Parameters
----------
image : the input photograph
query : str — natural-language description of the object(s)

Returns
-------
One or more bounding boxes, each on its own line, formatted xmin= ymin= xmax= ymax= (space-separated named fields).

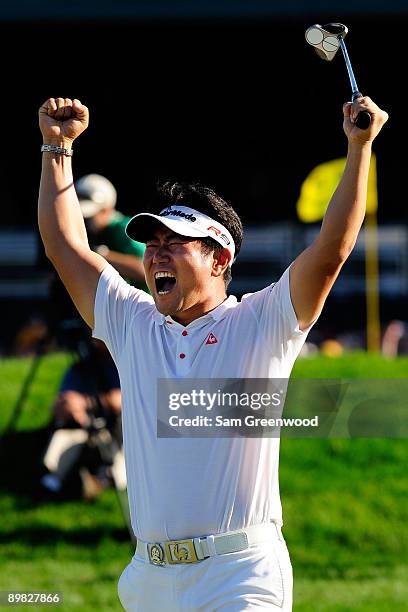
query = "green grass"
xmin=0 ymin=352 xmax=71 ymax=432
xmin=1 ymin=352 xmax=407 ymax=610
xmin=0 ymin=490 xmax=131 ymax=610
xmin=294 ymin=566 xmax=408 ymax=611
xmin=292 ymin=352 xmax=408 ymax=378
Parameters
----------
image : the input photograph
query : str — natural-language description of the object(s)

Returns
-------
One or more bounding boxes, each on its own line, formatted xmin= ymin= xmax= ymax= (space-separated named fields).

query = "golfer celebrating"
xmin=38 ymin=96 xmax=387 ymax=610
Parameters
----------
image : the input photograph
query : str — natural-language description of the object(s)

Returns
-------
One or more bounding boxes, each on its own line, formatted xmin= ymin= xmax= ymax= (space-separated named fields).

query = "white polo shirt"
xmin=93 ymin=264 xmax=312 ymax=541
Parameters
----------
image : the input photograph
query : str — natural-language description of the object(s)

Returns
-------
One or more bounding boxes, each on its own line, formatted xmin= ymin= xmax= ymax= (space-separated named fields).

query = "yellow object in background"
xmin=366 ymin=154 xmax=378 ymax=214
xmin=296 ymin=155 xmax=377 ymax=222
xmin=296 ymin=154 xmax=380 ymax=352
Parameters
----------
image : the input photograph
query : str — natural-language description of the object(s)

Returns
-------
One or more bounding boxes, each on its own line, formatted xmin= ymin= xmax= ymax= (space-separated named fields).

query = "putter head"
xmin=305 ymin=23 xmax=348 ymax=61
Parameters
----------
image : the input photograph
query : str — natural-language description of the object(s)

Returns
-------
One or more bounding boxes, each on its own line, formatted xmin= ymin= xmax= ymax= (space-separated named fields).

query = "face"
xmin=143 ymin=226 xmax=226 ymax=324
xmin=85 ymin=208 xmax=112 ymax=233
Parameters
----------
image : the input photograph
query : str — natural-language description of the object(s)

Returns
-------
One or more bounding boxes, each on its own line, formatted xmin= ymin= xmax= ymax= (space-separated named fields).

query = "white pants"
xmin=118 ymin=524 xmax=292 ymax=611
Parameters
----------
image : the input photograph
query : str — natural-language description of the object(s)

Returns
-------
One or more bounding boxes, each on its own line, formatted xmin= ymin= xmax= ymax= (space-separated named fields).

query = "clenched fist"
xmin=343 ymin=96 xmax=388 ymax=145
xmin=39 ymin=97 xmax=89 ymax=146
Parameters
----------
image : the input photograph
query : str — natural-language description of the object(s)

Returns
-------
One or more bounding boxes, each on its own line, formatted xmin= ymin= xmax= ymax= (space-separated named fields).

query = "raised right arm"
xmin=38 ymin=97 xmax=107 ymax=328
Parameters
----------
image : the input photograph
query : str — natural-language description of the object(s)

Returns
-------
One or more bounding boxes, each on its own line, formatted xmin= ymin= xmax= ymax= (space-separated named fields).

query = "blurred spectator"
xmin=320 ymin=339 xmax=344 ymax=357
xmin=382 ymin=320 xmax=407 ymax=356
xmin=34 ymin=173 xmax=148 ymax=334
xmin=39 ymin=337 xmax=124 ymax=501
xmin=12 ymin=315 xmax=49 ymax=356
xmin=75 ymin=173 xmax=147 ymax=289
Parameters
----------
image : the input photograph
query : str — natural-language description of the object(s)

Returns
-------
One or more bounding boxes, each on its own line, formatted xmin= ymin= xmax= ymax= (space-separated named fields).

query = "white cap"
xmin=126 ymin=205 xmax=236 ymax=263
xmin=75 ymin=174 xmax=117 ymax=218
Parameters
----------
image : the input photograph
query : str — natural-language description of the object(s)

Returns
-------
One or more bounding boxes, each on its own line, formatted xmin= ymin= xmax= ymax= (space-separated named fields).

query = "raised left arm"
xmin=290 ymin=97 xmax=388 ymax=330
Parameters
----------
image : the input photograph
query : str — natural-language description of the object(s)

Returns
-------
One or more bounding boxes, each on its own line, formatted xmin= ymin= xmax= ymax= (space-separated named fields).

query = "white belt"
xmin=136 ymin=522 xmax=278 ymax=566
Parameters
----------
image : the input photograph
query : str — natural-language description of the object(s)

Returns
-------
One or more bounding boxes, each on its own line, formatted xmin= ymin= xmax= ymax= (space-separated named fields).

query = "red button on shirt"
xmin=182 ymin=331 xmax=188 ymax=336
xmin=179 ymin=353 xmax=186 ymax=359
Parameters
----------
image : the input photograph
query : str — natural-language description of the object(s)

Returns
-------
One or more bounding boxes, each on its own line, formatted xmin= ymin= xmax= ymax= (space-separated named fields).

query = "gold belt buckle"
xmin=148 ymin=543 xmax=166 ymax=566
xmin=164 ymin=539 xmax=199 ymax=564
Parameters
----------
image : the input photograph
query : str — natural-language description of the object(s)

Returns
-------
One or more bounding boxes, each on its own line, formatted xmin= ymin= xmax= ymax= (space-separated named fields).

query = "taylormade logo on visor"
xmin=160 ymin=208 xmax=197 ymax=222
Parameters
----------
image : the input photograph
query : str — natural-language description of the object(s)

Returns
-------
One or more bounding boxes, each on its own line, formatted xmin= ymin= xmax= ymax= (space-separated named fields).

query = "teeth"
xmin=155 ymin=270 xmax=176 ymax=296
xmin=155 ymin=271 xmax=175 ymax=279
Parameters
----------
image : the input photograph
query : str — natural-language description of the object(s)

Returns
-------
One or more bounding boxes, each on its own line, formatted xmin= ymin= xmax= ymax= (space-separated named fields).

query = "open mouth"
xmin=154 ymin=271 xmax=177 ymax=295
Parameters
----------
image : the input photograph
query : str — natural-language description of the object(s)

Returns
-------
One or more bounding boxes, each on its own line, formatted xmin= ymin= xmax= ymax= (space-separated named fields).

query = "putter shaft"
xmin=338 ymin=37 xmax=360 ymax=99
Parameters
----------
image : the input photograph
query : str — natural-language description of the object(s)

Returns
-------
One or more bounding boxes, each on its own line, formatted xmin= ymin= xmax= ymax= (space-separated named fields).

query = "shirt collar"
xmin=156 ymin=295 xmax=237 ymax=327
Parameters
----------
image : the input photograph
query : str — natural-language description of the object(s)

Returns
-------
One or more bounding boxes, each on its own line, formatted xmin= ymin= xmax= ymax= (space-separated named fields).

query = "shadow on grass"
xmin=0 ymin=427 xmax=97 ymax=502
xmin=0 ymin=428 xmax=133 ymax=547
xmin=0 ymin=426 xmax=112 ymax=512
xmin=0 ymin=427 xmax=54 ymax=496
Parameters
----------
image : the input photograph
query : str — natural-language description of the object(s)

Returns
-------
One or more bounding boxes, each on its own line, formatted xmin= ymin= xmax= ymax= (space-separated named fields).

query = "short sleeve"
xmin=92 ymin=263 xmax=152 ymax=362
xmin=241 ymin=265 xmax=316 ymax=355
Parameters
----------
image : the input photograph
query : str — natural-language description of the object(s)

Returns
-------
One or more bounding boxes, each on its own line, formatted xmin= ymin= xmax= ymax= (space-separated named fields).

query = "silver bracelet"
xmin=41 ymin=144 xmax=73 ymax=156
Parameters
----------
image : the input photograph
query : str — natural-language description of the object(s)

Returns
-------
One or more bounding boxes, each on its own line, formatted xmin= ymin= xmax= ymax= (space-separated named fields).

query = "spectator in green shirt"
xmin=76 ymin=173 xmax=147 ymax=290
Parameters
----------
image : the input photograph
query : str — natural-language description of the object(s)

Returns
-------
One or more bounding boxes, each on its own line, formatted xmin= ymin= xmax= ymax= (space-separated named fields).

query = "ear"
xmin=211 ymin=248 xmax=231 ymax=278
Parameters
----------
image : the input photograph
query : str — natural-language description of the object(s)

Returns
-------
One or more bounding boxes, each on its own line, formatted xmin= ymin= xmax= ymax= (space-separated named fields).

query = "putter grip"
xmin=355 ymin=111 xmax=371 ymax=130
xmin=352 ymin=92 xmax=372 ymax=130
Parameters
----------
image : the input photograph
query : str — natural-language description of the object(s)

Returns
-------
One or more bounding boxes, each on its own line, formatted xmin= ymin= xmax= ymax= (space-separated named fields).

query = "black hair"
xmin=154 ymin=181 xmax=244 ymax=289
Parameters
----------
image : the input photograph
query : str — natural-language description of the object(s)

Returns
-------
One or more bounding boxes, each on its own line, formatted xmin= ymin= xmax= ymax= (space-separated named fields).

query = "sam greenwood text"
xmin=168 ymin=415 xmax=319 ymax=428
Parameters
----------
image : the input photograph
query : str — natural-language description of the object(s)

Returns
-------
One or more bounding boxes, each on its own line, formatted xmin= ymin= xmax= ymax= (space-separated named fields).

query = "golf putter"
xmin=305 ymin=23 xmax=371 ymax=130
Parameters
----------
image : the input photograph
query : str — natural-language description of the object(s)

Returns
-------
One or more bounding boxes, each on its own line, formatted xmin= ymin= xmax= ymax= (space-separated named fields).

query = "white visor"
xmin=126 ymin=205 xmax=236 ymax=263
